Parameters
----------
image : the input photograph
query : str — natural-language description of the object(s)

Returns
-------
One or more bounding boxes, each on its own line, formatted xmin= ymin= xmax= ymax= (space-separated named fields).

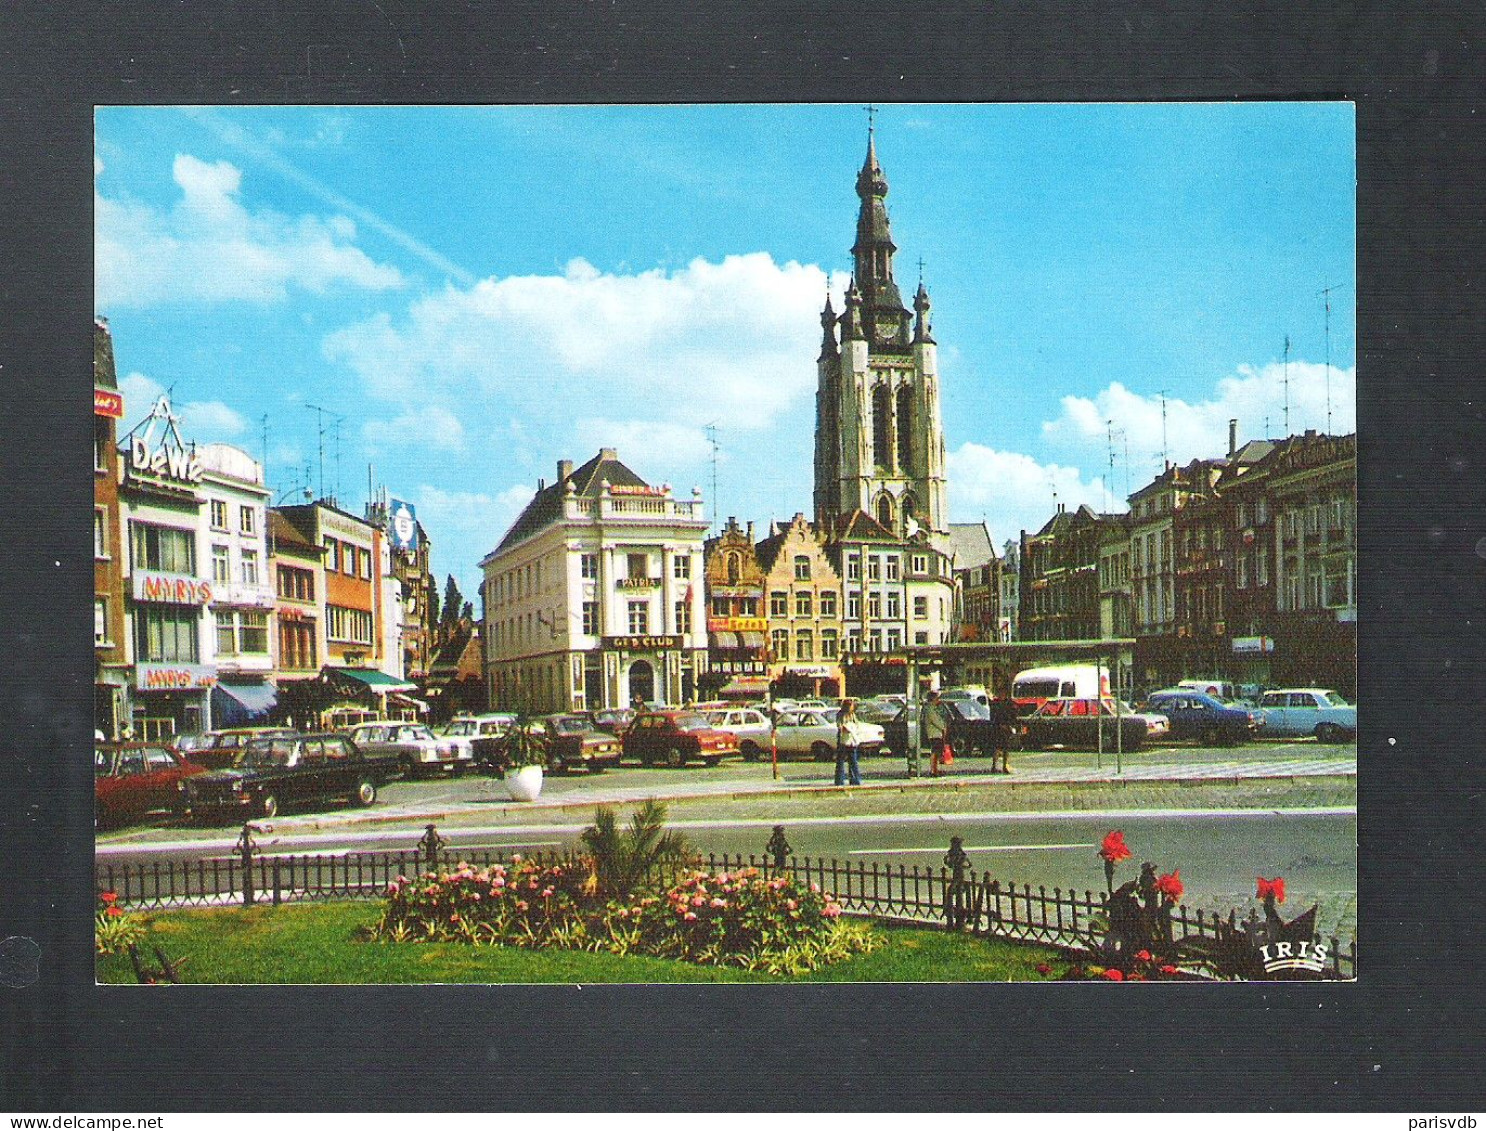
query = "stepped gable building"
xmin=701 ymin=517 xmax=770 ymax=700
xmin=812 ymin=128 xmax=957 ymax=689
xmin=480 ymin=449 xmax=708 ymax=713
xmin=755 ymin=514 xmax=845 ymax=698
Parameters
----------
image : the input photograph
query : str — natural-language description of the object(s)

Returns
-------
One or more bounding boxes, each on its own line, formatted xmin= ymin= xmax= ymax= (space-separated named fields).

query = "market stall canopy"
xmin=211 ymin=680 xmax=278 ymax=727
xmin=720 ymin=676 xmax=771 ymax=696
xmin=324 ymin=666 xmax=416 ymax=696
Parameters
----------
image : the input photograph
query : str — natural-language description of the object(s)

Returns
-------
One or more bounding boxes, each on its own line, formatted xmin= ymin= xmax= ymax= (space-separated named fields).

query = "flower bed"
xmin=369 ymin=856 xmax=875 ymax=975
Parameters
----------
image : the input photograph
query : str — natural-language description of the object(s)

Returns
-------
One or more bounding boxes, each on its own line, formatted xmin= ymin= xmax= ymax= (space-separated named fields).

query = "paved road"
xmin=97 ymin=737 xmax=1357 ymax=851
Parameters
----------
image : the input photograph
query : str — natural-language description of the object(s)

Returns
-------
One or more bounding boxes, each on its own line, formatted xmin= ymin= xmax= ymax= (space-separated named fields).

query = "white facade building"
xmin=198 ymin=443 xmax=276 ymax=725
xmin=482 ymin=450 xmax=708 ymax=714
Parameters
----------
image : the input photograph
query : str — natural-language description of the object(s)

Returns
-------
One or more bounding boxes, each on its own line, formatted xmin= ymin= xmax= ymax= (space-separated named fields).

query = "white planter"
xmin=505 ymin=764 xmax=544 ymax=802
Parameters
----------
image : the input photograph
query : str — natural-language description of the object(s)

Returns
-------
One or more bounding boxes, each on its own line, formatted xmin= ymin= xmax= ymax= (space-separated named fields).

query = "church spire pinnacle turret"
xmin=851 ymin=123 xmax=908 ymax=350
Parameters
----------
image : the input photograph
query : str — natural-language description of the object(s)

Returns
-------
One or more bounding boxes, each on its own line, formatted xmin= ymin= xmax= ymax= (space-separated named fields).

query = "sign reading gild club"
xmin=604 ymin=634 xmax=682 ymax=651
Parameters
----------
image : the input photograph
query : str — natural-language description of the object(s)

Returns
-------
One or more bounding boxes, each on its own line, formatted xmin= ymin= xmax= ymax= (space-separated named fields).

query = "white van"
xmin=1176 ymin=678 xmax=1238 ymax=701
xmin=1012 ymin=665 xmax=1112 ymax=711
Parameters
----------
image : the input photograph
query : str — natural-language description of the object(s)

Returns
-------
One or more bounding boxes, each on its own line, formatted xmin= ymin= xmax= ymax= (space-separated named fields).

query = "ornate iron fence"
xmin=96 ymin=823 xmax=1357 ymax=979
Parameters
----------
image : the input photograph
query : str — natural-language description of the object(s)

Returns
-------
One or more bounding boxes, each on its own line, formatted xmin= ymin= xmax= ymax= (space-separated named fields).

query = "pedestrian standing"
xmin=922 ymin=691 xmax=950 ymax=776
xmin=989 ymin=696 xmax=1018 ymax=774
xmin=835 ymin=698 xmax=863 ymax=786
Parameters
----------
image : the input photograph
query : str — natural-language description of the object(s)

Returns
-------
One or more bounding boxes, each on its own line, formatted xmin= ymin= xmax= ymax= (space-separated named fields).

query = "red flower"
xmin=1128 ymin=973 xmax=1147 ymax=981
xmin=1155 ymin=870 xmax=1184 ymax=904
xmin=1134 ymin=949 xmax=1152 ymax=962
xmin=105 ymin=906 xmax=123 ymax=918
xmin=1098 ymin=830 xmax=1132 ymax=864
xmin=99 ymin=891 xmax=118 ymax=905
xmin=1160 ymin=964 xmax=1180 ymax=975
xmin=1035 ymin=962 xmax=1053 ymax=976
xmin=1101 ymin=967 xmax=1124 ymax=981
xmin=1256 ymin=876 xmax=1286 ymax=904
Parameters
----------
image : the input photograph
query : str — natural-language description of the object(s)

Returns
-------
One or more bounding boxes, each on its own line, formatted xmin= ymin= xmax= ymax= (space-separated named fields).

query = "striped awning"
xmin=709 ymin=631 xmax=740 ymax=650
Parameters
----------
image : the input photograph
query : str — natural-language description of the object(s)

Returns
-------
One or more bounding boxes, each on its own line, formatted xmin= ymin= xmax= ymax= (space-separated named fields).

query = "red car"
xmin=95 ymin=742 xmax=205 ymax=828
xmin=620 ymin=711 xmax=740 ymax=767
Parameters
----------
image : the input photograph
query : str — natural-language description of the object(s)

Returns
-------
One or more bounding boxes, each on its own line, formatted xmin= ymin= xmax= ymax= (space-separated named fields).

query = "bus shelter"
xmin=893 ymin=638 xmax=1138 ymax=776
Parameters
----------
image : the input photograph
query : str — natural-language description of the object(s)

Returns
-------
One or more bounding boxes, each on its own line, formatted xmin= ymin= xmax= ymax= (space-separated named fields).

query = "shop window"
xmin=131 ymin=522 xmax=196 ymax=574
xmin=134 ymin=604 xmax=200 ymax=663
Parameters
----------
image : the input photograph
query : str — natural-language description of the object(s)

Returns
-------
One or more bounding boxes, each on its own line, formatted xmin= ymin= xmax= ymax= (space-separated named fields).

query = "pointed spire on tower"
xmin=914 ymin=275 xmax=934 ymax=345
xmin=819 ymin=292 xmax=839 ymax=359
xmin=851 ymin=115 xmax=908 ymax=349
xmin=841 ymin=277 xmax=865 ymax=341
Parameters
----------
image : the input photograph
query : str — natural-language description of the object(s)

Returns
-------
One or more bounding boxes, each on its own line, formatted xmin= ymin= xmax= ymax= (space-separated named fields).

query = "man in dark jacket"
xmin=988 ymin=697 xmax=1019 ymax=774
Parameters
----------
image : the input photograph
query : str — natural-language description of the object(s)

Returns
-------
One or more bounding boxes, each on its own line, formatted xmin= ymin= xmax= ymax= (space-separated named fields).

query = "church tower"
xmin=813 ymin=127 xmax=949 ymax=539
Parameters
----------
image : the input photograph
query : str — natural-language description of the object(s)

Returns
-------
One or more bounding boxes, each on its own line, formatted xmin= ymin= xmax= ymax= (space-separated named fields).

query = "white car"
xmin=442 ymin=713 xmax=517 ymax=765
xmin=347 ymin=721 xmax=469 ymax=779
xmin=1257 ymin=689 xmax=1357 ymax=741
xmin=702 ymin=707 xmax=774 ymax=761
xmin=771 ymin=707 xmax=885 ymax=761
xmin=1111 ymin=700 xmax=1171 ymax=738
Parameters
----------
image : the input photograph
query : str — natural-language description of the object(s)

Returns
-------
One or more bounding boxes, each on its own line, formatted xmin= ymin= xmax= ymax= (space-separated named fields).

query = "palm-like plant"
xmin=580 ymin=799 xmax=690 ymax=899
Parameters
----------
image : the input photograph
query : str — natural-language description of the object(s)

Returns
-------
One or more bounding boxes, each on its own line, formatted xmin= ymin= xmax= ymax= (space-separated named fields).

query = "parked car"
xmin=1257 ymin=689 xmax=1357 ymax=741
xmin=702 ymin=706 xmax=774 ymax=761
xmin=1020 ymin=698 xmax=1151 ymax=752
xmin=180 ymin=733 xmax=395 ymax=821
xmin=589 ymin=707 xmax=638 ymax=738
xmin=346 ymin=721 xmax=470 ymax=779
xmin=442 ymin=713 xmax=517 ymax=770
xmin=621 ymin=711 xmax=740 ymax=767
xmin=538 ymin=714 xmax=623 ymax=773
xmin=939 ymin=686 xmax=990 ymax=708
xmin=1112 ymin=701 xmax=1171 ymax=739
xmin=1139 ymin=690 xmax=1264 ymax=745
xmin=95 ymin=742 xmax=205 ymax=828
xmin=180 ymin=727 xmax=298 ymax=770
xmin=1012 ymin=665 xmax=1113 ymax=713
xmin=1177 ymin=678 xmax=1240 ymax=701
xmin=881 ymin=699 xmax=992 ymax=758
xmin=771 ymin=707 xmax=885 ymax=761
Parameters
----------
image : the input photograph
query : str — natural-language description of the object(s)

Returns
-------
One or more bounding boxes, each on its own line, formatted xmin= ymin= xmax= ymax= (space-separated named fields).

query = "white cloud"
xmin=323 ymin=254 xmax=846 ymax=437
xmin=1042 ymin=361 xmax=1357 ymax=479
xmin=118 ymin=371 xmax=247 ymax=441
xmin=571 ymin=419 xmax=714 ymax=470
xmin=363 ymin=405 xmax=466 ymax=454
xmin=96 ymin=153 xmax=404 ymax=308
xmin=412 ymin=482 xmax=537 ymax=597
xmin=948 ymin=441 xmax=1115 ymax=544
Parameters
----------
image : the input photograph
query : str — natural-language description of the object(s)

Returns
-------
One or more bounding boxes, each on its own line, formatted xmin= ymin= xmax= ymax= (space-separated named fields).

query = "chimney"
xmin=537 ymin=477 xmax=545 ymax=491
xmin=557 ymin=459 xmax=573 ymax=482
xmin=599 ymin=447 xmax=617 ymax=460
xmin=1228 ymin=418 xmax=1238 ymax=457
xmin=746 ymin=521 xmax=754 ymax=541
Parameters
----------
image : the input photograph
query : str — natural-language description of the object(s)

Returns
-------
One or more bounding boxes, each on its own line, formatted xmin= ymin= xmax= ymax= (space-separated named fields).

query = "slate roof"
xmin=490 ymin=449 xmax=650 ymax=556
xmin=946 ymin=521 xmax=996 ymax=571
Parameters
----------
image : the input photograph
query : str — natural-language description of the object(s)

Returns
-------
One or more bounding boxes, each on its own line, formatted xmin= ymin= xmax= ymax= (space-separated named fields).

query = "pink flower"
xmin=692 ymin=895 xmax=706 ymax=907
xmin=822 ymin=904 xmax=842 ymax=919
xmin=786 ymin=899 xmax=798 ymax=911
xmin=809 ymin=882 xmax=820 ymax=893
xmin=684 ymin=912 xmax=698 ymax=921
xmin=710 ymin=898 xmax=726 ymax=909
xmin=516 ymin=900 xmax=528 ymax=911
xmin=541 ymin=887 xmax=555 ymax=898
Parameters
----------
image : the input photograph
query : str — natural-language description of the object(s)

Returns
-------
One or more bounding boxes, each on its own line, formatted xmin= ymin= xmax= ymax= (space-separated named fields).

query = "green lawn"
xmin=97 ymin=901 xmax=1062 ymax=984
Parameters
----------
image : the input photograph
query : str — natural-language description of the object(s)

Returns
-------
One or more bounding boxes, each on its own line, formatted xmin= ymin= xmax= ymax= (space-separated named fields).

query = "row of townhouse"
xmin=93 ymin=318 xmax=434 ymax=739
xmin=1013 ymin=421 xmax=1357 ymax=698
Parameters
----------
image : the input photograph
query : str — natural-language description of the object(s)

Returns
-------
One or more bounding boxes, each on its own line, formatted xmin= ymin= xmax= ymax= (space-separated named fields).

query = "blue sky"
xmin=95 ymin=103 xmax=1355 ymax=598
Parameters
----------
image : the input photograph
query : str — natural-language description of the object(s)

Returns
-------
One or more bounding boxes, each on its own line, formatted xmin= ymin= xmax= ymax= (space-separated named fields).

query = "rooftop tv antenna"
xmin=1159 ymin=389 xmax=1171 ymax=470
xmin=704 ymin=422 xmax=720 ymax=522
xmin=1282 ymin=335 xmax=1291 ymax=437
xmin=1318 ymin=282 xmax=1346 ymax=434
xmin=305 ymin=403 xmax=344 ymax=503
